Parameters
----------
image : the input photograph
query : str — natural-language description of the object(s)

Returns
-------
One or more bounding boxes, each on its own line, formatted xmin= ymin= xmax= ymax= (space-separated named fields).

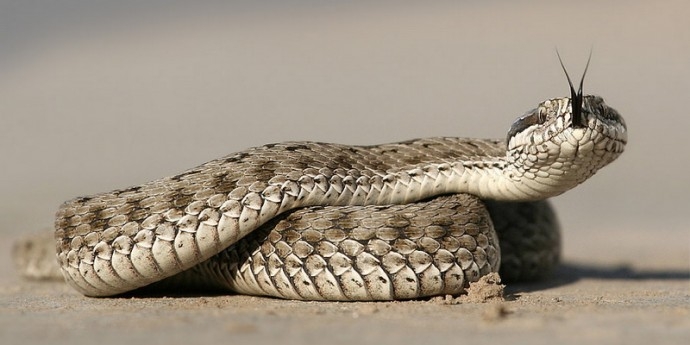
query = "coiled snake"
xmin=16 ymin=68 xmax=627 ymax=300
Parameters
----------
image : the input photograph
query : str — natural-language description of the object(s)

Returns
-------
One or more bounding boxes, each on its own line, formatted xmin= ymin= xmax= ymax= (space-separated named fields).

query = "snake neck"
xmin=427 ymin=146 xmax=617 ymax=202
xmin=365 ymin=157 xmax=517 ymax=205
xmin=275 ymin=138 xmax=570 ymax=211
xmin=342 ymin=147 xmax=598 ymax=205
xmin=351 ymin=158 xmax=583 ymax=205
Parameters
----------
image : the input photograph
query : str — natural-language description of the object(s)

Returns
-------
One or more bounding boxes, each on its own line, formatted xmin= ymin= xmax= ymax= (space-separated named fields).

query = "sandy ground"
xmin=1 ymin=1 xmax=689 ymax=344
xmin=1 ymin=232 xmax=688 ymax=345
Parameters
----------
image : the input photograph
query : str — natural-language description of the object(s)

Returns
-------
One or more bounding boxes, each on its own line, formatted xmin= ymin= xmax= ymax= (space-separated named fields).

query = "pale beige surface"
xmin=1 ymin=1 xmax=689 ymax=344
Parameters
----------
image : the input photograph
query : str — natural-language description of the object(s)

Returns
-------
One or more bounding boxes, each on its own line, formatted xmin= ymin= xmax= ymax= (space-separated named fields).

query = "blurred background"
xmin=1 ymin=0 xmax=688 ymax=272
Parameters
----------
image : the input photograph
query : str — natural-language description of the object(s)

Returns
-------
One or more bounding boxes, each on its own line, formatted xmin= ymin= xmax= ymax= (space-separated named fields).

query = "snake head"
xmin=497 ymin=53 xmax=628 ymax=199
xmin=503 ymin=93 xmax=627 ymax=199
xmin=507 ymin=52 xmax=626 ymax=147
xmin=507 ymin=95 xmax=627 ymax=148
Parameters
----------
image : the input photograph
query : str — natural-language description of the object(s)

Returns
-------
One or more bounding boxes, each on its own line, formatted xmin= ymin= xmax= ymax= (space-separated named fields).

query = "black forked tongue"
xmin=556 ymin=50 xmax=591 ymax=128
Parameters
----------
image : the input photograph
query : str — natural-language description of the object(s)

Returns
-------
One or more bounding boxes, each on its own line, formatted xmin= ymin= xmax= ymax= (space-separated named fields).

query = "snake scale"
xmin=17 ymin=68 xmax=627 ymax=300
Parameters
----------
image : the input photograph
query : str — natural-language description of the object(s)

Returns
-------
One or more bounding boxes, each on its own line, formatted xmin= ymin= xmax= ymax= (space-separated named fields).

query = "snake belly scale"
xmin=54 ymin=95 xmax=627 ymax=300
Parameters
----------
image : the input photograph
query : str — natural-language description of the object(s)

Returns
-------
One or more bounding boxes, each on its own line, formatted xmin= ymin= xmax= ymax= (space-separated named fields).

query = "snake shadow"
xmin=505 ymin=261 xmax=690 ymax=294
xmin=125 ymin=262 xmax=690 ymax=299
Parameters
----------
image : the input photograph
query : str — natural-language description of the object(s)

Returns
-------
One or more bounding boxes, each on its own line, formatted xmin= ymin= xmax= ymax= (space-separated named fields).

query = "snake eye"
xmin=506 ymin=108 xmax=543 ymax=144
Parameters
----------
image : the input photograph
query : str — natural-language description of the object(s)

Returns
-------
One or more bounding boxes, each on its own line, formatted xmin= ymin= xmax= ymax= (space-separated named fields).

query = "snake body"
xmin=52 ymin=95 xmax=626 ymax=300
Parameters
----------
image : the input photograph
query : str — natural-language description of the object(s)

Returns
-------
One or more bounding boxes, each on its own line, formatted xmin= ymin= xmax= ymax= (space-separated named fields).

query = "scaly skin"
xmin=54 ymin=95 xmax=626 ymax=299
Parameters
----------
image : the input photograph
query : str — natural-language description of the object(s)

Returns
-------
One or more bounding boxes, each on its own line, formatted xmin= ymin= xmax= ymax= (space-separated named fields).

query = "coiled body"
xmin=54 ymin=95 xmax=627 ymax=299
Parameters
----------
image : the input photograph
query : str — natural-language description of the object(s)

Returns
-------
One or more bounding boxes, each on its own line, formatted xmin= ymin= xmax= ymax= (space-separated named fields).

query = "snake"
xmin=14 ymin=66 xmax=627 ymax=300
